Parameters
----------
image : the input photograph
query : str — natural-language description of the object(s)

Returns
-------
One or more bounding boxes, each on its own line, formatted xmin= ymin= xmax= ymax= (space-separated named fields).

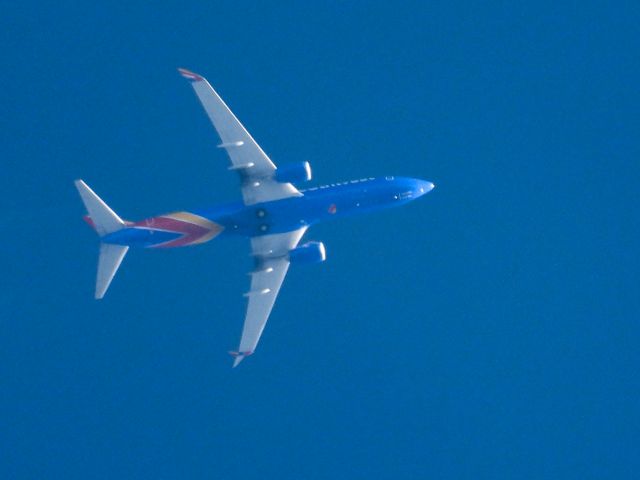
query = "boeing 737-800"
xmin=75 ymin=68 xmax=435 ymax=366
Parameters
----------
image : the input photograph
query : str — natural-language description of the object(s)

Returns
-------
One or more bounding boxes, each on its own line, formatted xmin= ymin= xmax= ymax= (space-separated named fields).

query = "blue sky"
xmin=2 ymin=1 xmax=639 ymax=478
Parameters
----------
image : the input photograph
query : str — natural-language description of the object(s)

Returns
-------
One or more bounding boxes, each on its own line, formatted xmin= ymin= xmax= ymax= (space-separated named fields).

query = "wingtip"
xmin=229 ymin=350 xmax=253 ymax=368
xmin=74 ymin=179 xmax=87 ymax=191
xmin=178 ymin=67 xmax=204 ymax=82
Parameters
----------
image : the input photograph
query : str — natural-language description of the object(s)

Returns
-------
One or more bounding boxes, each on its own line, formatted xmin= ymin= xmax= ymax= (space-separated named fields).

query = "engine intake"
xmin=274 ymin=161 xmax=312 ymax=184
xmin=289 ymin=241 xmax=326 ymax=265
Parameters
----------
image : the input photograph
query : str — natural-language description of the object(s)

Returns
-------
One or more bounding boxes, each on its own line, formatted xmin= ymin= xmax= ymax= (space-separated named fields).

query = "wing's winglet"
xmin=178 ymin=68 xmax=204 ymax=82
xmin=229 ymin=351 xmax=253 ymax=368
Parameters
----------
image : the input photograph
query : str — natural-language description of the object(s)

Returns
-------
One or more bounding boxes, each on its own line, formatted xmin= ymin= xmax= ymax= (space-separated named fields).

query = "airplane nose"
xmin=416 ymin=179 xmax=435 ymax=196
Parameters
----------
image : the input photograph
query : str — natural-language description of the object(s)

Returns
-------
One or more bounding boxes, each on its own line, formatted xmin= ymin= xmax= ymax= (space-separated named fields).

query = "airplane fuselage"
xmin=102 ymin=176 xmax=434 ymax=249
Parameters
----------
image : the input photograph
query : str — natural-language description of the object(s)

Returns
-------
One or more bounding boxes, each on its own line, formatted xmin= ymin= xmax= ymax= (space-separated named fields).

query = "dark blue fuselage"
xmin=103 ymin=176 xmax=434 ymax=248
xmin=196 ymin=176 xmax=434 ymax=237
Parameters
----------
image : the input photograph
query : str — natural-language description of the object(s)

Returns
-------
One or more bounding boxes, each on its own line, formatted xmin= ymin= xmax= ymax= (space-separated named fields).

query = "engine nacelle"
xmin=289 ymin=241 xmax=326 ymax=265
xmin=274 ymin=161 xmax=312 ymax=184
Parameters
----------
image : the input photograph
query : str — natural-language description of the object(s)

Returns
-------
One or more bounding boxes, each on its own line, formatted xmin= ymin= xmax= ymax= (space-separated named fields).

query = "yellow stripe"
xmin=165 ymin=212 xmax=223 ymax=231
xmin=190 ymin=229 xmax=221 ymax=245
xmin=164 ymin=211 xmax=224 ymax=244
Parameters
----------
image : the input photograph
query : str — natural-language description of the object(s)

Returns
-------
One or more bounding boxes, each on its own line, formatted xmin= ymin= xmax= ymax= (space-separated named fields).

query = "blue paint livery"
xmin=113 ymin=176 xmax=434 ymax=248
xmin=76 ymin=69 xmax=436 ymax=363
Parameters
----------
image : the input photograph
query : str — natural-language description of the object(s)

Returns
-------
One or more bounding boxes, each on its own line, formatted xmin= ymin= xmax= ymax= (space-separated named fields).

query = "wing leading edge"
xmin=231 ymin=227 xmax=308 ymax=367
xmin=178 ymin=68 xmax=302 ymax=205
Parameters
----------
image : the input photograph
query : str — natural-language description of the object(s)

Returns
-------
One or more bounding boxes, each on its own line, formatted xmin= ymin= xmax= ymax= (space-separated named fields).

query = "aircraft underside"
xmin=75 ymin=67 xmax=434 ymax=366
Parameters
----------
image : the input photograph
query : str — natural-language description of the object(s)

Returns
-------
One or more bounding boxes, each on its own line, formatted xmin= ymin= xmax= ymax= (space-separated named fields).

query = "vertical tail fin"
xmin=75 ymin=180 xmax=128 ymax=299
xmin=74 ymin=179 xmax=125 ymax=236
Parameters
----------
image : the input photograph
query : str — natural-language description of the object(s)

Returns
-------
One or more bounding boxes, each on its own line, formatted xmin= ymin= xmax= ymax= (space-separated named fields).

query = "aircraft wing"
xmin=178 ymin=68 xmax=302 ymax=206
xmin=230 ymin=227 xmax=308 ymax=367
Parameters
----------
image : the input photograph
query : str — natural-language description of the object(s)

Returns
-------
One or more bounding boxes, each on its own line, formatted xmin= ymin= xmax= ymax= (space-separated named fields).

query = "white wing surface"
xmin=74 ymin=180 xmax=124 ymax=236
xmin=178 ymin=68 xmax=302 ymax=206
xmin=230 ymin=227 xmax=308 ymax=367
xmin=95 ymin=243 xmax=128 ymax=299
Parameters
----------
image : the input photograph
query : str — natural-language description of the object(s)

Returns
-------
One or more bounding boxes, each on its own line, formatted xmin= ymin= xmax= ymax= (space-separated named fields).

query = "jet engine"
xmin=274 ymin=161 xmax=312 ymax=184
xmin=289 ymin=241 xmax=326 ymax=265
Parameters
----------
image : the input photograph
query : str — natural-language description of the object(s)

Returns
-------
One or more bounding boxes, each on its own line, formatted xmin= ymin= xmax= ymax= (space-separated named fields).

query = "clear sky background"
xmin=1 ymin=1 xmax=638 ymax=478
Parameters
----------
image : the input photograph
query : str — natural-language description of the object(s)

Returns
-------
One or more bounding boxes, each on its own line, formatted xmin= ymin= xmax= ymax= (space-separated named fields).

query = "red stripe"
xmin=133 ymin=216 xmax=213 ymax=248
xmin=178 ymin=68 xmax=203 ymax=81
xmin=83 ymin=215 xmax=96 ymax=229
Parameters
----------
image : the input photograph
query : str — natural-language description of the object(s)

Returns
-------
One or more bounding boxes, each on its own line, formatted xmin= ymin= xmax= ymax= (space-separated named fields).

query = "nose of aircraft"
xmin=415 ymin=179 xmax=435 ymax=196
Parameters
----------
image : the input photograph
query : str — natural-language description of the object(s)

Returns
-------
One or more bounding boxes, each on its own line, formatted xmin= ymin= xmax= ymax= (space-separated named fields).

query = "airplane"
xmin=75 ymin=68 xmax=435 ymax=367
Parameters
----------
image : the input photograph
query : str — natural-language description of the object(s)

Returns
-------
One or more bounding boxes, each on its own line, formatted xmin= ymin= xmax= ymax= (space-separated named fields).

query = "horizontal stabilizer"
xmin=75 ymin=180 xmax=125 ymax=236
xmin=96 ymin=243 xmax=128 ymax=299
